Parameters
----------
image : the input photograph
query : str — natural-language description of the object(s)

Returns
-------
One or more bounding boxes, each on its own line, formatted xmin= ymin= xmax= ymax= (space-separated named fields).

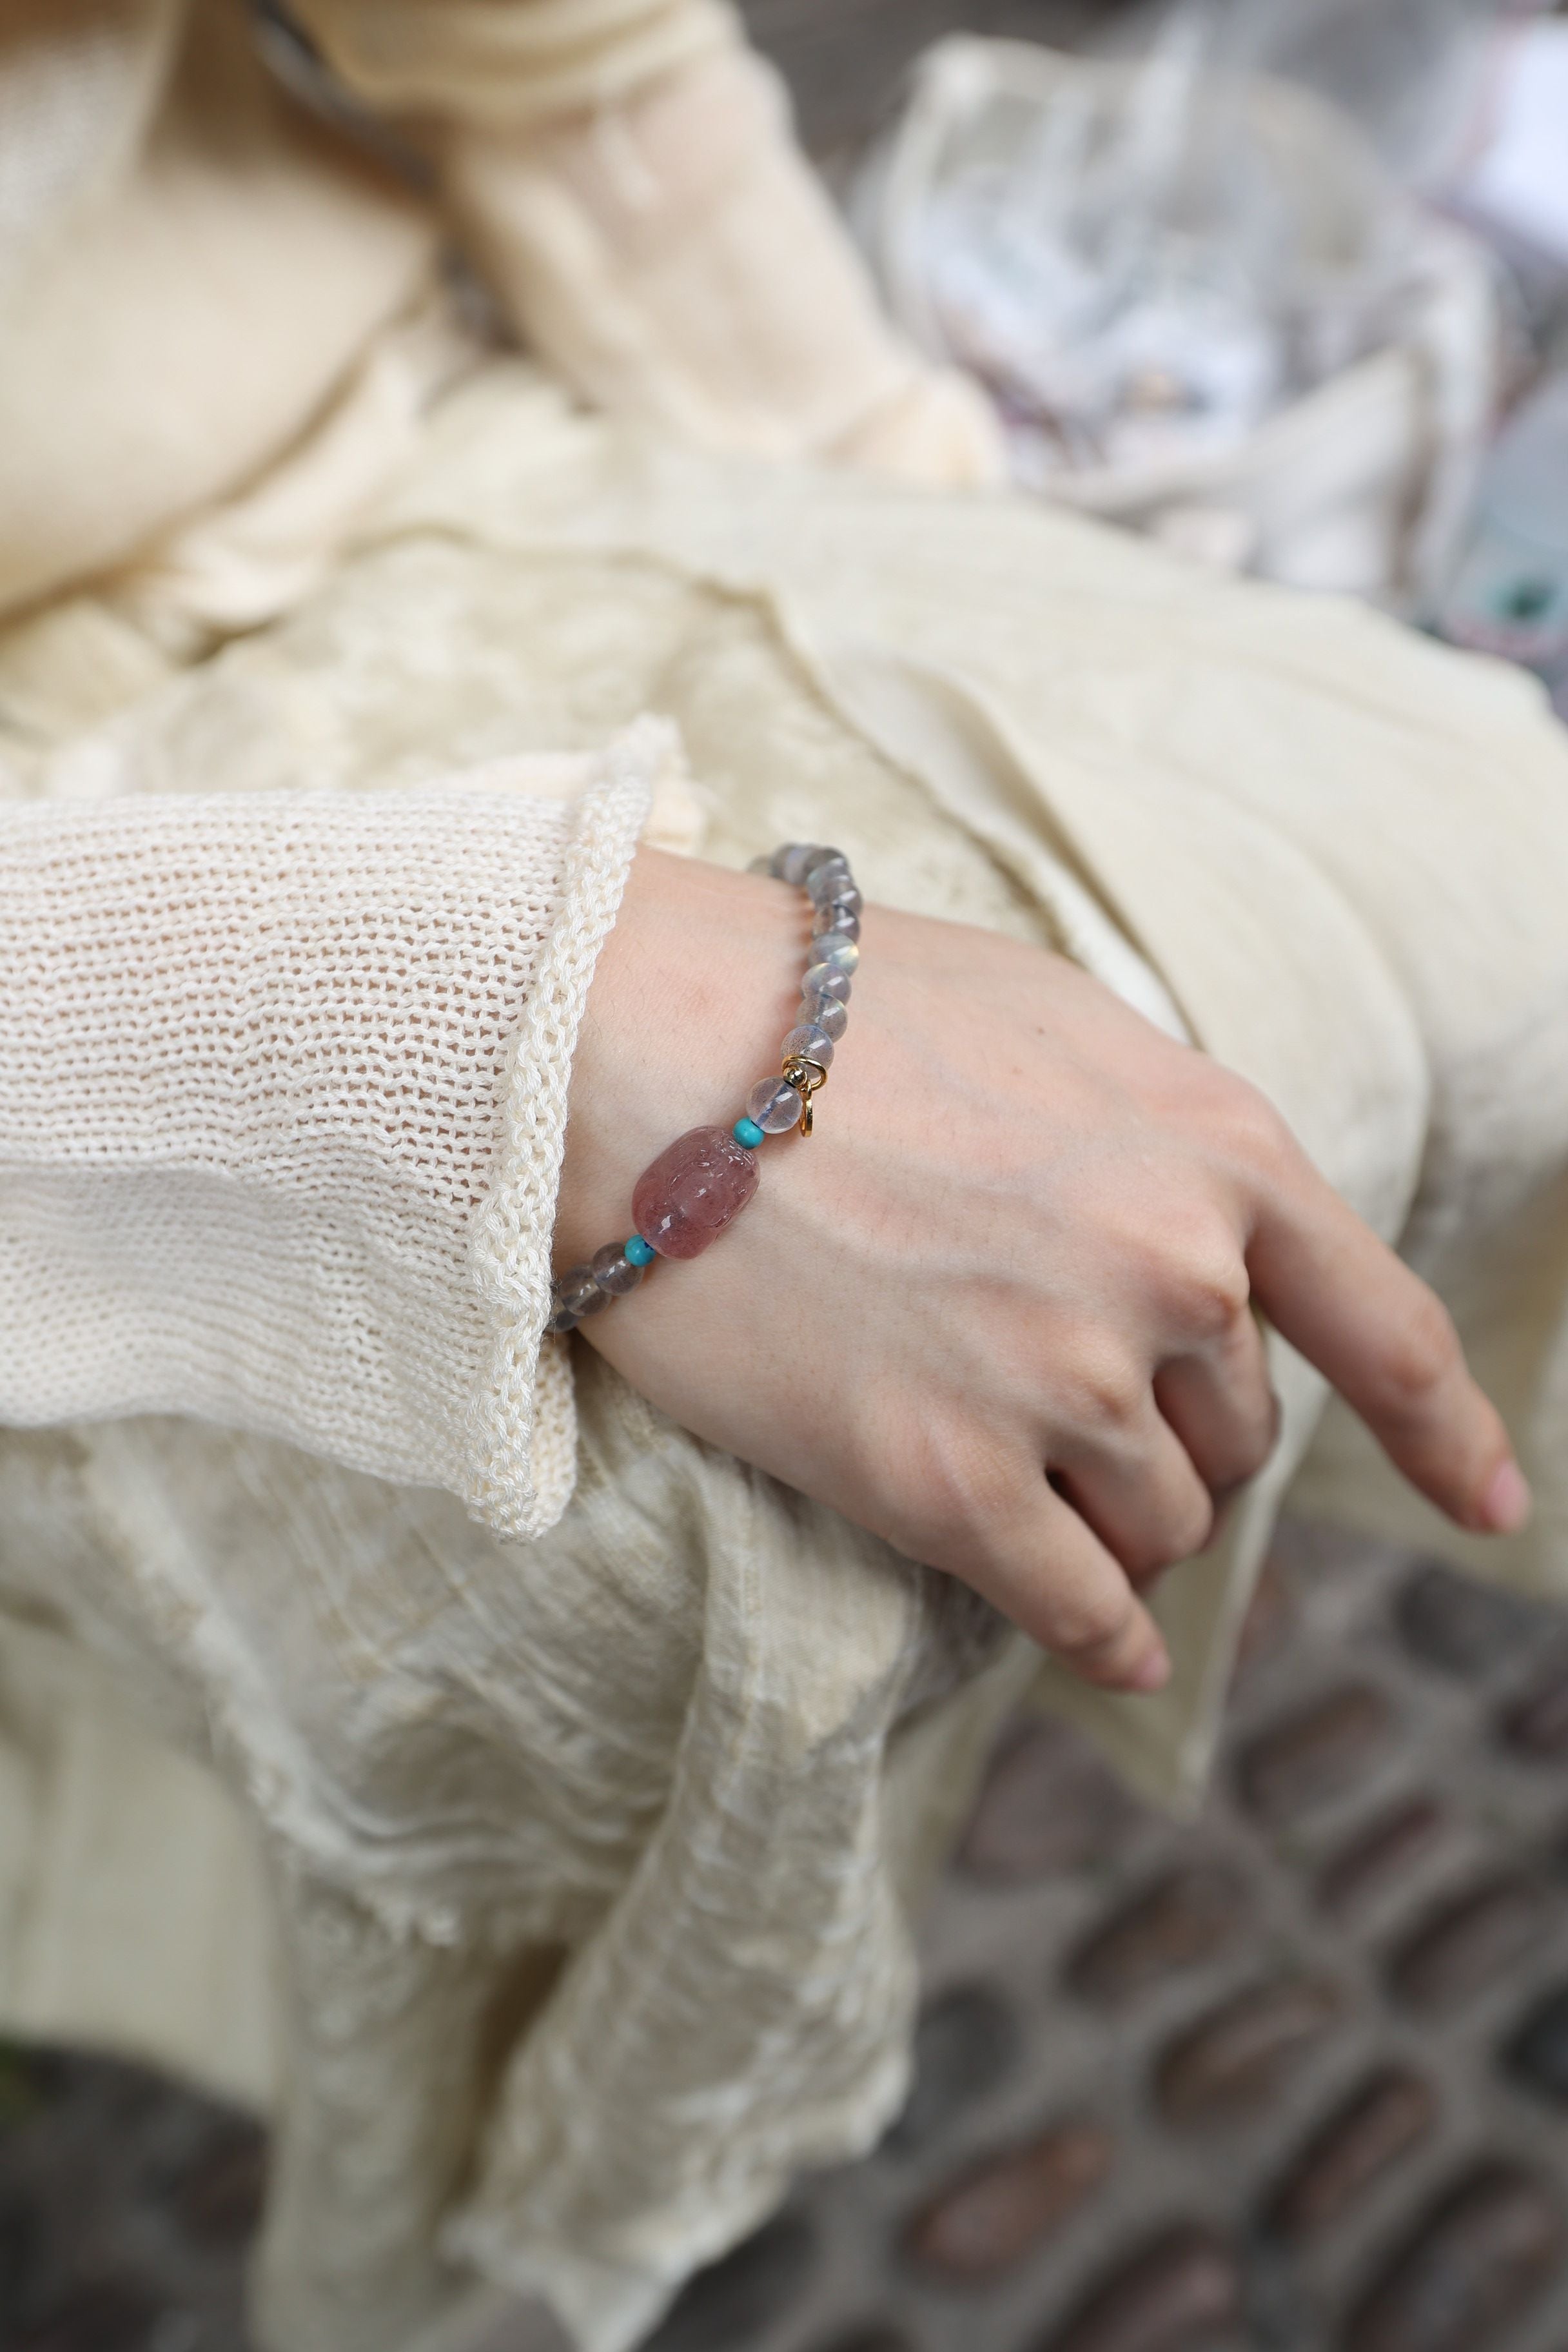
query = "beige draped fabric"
xmin=0 ymin=0 xmax=998 ymax=625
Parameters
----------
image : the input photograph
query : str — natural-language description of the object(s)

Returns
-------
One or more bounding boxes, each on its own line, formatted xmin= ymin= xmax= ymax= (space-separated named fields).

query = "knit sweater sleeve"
xmin=286 ymin=0 xmax=1004 ymax=481
xmin=285 ymin=0 xmax=740 ymax=125
xmin=0 ymin=728 xmax=656 ymax=1540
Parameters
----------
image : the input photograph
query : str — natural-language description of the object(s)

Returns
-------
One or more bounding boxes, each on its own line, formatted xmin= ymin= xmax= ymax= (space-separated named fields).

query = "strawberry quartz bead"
xmin=631 ymin=1125 xmax=760 ymax=1260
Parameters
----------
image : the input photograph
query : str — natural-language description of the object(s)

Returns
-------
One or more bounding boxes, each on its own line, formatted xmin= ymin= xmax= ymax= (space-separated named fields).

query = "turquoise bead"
xmin=624 ymin=1233 xmax=656 ymax=1268
xmin=733 ymin=1117 xmax=766 ymax=1150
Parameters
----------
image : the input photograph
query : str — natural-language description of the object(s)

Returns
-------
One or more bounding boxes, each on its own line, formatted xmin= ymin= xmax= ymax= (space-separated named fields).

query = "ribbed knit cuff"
xmin=465 ymin=718 xmax=669 ymax=1536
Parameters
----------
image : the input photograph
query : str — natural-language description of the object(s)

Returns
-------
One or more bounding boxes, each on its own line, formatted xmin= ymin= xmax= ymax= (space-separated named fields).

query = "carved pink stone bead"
xmin=631 ymin=1124 xmax=760 ymax=1260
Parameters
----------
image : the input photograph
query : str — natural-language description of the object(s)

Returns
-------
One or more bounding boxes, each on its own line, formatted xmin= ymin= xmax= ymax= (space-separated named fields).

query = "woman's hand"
xmin=555 ymin=851 xmax=1529 ymax=1696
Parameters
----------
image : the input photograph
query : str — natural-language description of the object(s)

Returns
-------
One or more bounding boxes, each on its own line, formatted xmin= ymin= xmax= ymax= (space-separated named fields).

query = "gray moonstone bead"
xmin=783 ymin=1022 xmax=834 ymax=1068
xmin=807 ymin=859 xmax=854 ymax=903
xmin=747 ymin=1075 xmax=806 ymax=1133
xmin=550 ymin=1266 xmax=609 ymax=1330
xmin=774 ymin=843 xmax=824 ymax=886
xmin=820 ymin=885 xmax=863 ymax=919
xmin=813 ymin=906 xmax=861 ymax=940
xmin=591 ymin=1243 xmax=644 ymax=1297
xmin=808 ymin=935 xmax=859 ymax=974
xmin=803 ymin=963 xmax=854 ymax=1005
xmin=799 ymin=993 xmax=848 ymax=1039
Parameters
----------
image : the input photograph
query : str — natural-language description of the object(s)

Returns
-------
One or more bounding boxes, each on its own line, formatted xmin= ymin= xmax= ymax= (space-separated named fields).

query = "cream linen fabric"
xmin=0 ymin=0 xmax=999 ymax=624
xmin=0 ymin=0 xmax=438 ymax=616
xmin=2 ymin=362 xmax=1566 ymax=2352
xmin=425 ymin=41 xmax=1003 ymax=474
xmin=282 ymin=0 xmax=1001 ymax=478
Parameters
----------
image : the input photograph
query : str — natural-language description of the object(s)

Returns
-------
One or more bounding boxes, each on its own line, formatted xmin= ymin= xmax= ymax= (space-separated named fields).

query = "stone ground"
xmin=6 ymin=1525 xmax=1568 ymax=2352
xmin=7 ymin=5 xmax=1568 ymax=2350
xmin=642 ymin=1528 xmax=1568 ymax=2352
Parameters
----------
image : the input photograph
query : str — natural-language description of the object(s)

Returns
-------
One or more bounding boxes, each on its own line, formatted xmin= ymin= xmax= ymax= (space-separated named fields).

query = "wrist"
xmin=553 ymin=848 xmax=806 ymax=1269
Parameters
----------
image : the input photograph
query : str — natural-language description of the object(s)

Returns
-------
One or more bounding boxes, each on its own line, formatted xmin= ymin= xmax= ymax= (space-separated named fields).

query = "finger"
xmin=1052 ymin=1400 xmax=1217 ymax=1587
xmin=947 ymin=1476 xmax=1172 ymax=1693
xmin=1248 ymin=1145 xmax=1527 ymax=1534
xmin=1154 ymin=1311 xmax=1280 ymax=1495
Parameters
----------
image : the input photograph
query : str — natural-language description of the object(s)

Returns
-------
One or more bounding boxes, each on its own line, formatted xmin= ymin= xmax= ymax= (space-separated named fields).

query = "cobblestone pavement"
xmin=644 ymin=1526 xmax=1568 ymax=2352
xmin=5 ymin=1523 xmax=1568 ymax=2352
xmin=0 ymin=2042 xmax=262 ymax=2352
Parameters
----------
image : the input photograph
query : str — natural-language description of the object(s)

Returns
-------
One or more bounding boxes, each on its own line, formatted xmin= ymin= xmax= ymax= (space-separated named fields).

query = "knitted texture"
xmin=292 ymin=0 xmax=738 ymax=125
xmin=467 ymin=723 xmax=659 ymax=1536
xmin=0 ymin=730 xmax=656 ymax=1525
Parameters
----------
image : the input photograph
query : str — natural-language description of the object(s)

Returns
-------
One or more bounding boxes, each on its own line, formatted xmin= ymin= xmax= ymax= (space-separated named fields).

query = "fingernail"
xmin=1482 ymin=1458 xmax=1532 ymax=1534
xmin=1128 ymin=1644 xmax=1172 ymax=1694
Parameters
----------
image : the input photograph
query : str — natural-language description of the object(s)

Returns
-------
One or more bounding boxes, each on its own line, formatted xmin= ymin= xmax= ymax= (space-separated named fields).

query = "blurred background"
xmin=5 ymin=4 xmax=1568 ymax=2350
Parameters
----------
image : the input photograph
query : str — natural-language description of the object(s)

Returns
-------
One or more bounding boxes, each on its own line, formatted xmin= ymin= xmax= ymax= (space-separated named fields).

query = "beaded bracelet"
xmin=547 ymin=843 xmax=863 ymax=1333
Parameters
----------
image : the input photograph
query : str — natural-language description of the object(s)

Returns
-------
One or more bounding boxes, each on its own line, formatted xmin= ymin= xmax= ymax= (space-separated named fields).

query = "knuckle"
xmin=1048 ymin=1583 xmax=1133 ymax=1661
xmin=1127 ymin=1491 xmax=1213 ymax=1581
xmin=1218 ymin=1079 xmax=1293 ymax=1176
xmin=1171 ymin=1247 xmax=1251 ymax=1342
xmin=1063 ymin=1349 xmax=1145 ymax=1433
xmin=1379 ymin=1289 xmax=1461 ymax=1420
xmin=1176 ymin=1484 xmax=1218 ymax=1558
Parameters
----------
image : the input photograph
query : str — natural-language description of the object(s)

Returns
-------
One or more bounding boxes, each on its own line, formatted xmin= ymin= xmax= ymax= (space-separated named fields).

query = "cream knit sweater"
xmin=0 ymin=744 xmax=659 ymax=1534
xmin=0 ymin=0 xmax=999 ymax=621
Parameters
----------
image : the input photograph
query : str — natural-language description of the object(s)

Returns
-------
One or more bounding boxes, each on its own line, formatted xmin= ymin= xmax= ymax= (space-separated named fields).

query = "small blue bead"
xmin=733 ymin=1117 xmax=765 ymax=1150
xmin=624 ymin=1234 xmax=656 ymax=1267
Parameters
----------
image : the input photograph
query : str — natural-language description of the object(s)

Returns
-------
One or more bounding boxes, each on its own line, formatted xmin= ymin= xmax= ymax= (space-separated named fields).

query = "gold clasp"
xmin=782 ymin=1054 xmax=828 ymax=1137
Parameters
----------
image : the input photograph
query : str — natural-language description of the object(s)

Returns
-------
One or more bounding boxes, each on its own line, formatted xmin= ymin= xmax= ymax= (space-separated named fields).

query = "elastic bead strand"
xmin=591 ymin=1242 xmax=645 ymax=1296
xmin=747 ymin=1075 xmax=805 ymax=1133
xmin=808 ymin=936 xmax=859 ymax=972
xmin=814 ymin=907 xmax=861 ymax=940
xmin=782 ymin=1021 xmax=834 ymax=1068
xmin=554 ymin=846 xmax=860 ymax=1329
xmin=800 ymin=994 xmax=847 ymax=1040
